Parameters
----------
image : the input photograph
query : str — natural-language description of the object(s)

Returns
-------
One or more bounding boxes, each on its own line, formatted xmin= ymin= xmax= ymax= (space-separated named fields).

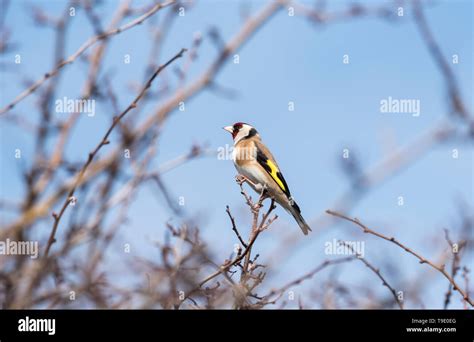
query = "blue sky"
xmin=0 ymin=0 xmax=472 ymax=308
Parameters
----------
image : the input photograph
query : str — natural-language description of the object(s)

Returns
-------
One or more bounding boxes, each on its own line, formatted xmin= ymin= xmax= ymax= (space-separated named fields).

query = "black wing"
xmin=255 ymin=147 xmax=292 ymax=199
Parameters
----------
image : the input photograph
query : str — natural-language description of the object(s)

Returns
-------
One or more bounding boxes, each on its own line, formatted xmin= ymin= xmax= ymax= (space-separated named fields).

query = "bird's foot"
xmin=235 ymin=174 xmax=260 ymax=189
xmin=235 ymin=174 xmax=247 ymax=185
xmin=259 ymin=184 xmax=269 ymax=201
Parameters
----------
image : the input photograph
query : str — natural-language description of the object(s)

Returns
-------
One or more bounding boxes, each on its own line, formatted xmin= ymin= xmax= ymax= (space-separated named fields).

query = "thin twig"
xmin=413 ymin=0 xmax=471 ymax=124
xmin=0 ymin=0 xmax=176 ymax=114
xmin=461 ymin=267 xmax=470 ymax=310
xmin=2 ymin=0 xmax=283 ymax=237
xmin=260 ymin=257 xmax=355 ymax=304
xmin=338 ymin=241 xmax=404 ymax=309
xmin=187 ymin=180 xmax=277 ymax=299
xmin=226 ymin=205 xmax=247 ymax=248
xmin=443 ymin=229 xmax=466 ymax=309
xmin=43 ymin=48 xmax=186 ymax=257
xmin=326 ymin=210 xmax=473 ymax=307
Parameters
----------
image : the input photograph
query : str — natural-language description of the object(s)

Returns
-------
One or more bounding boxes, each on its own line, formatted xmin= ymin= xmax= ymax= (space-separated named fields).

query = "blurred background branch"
xmin=0 ymin=0 xmax=472 ymax=309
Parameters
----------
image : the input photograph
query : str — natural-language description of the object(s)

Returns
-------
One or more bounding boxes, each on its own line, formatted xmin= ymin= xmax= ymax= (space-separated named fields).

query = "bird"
xmin=223 ymin=122 xmax=312 ymax=235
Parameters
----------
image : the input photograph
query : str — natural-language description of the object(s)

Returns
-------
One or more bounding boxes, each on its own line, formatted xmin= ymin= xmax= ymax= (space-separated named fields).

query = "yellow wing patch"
xmin=255 ymin=145 xmax=291 ymax=197
xmin=266 ymin=159 xmax=286 ymax=192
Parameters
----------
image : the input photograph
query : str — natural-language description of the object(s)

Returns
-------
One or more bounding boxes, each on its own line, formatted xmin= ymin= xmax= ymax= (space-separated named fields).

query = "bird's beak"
xmin=223 ymin=126 xmax=233 ymax=134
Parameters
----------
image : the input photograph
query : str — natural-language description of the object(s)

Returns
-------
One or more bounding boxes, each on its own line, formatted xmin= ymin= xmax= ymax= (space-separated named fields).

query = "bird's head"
xmin=223 ymin=122 xmax=258 ymax=143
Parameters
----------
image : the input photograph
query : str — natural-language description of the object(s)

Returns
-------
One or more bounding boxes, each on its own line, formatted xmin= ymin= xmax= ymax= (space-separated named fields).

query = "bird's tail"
xmin=287 ymin=198 xmax=312 ymax=235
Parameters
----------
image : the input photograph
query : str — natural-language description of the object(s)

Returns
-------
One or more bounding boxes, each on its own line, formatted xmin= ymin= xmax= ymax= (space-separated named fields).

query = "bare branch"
xmin=43 ymin=48 xmax=187 ymax=257
xmin=326 ymin=210 xmax=473 ymax=307
xmin=443 ymin=229 xmax=466 ymax=309
xmin=338 ymin=241 xmax=404 ymax=309
xmin=260 ymin=257 xmax=355 ymax=305
xmin=413 ymin=0 xmax=472 ymax=125
xmin=226 ymin=205 xmax=247 ymax=248
xmin=0 ymin=0 xmax=176 ymax=115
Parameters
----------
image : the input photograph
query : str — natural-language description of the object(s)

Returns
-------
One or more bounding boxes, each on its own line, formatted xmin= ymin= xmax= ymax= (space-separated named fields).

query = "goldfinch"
xmin=223 ymin=122 xmax=312 ymax=235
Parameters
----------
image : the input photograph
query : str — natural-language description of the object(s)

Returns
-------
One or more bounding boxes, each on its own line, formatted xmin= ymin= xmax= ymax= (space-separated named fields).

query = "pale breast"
xmin=233 ymin=140 xmax=256 ymax=167
xmin=233 ymin=140 xmax=265 ymax=192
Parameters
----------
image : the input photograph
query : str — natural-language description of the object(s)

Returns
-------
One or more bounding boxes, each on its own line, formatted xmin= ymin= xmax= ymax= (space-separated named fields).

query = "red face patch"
xmin=232 ymin=123 xmax=244 ymax=139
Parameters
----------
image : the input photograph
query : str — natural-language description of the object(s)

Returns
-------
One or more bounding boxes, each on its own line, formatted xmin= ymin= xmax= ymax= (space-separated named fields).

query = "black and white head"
xmin=223 ymin=122 xmax=259 ymax=144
